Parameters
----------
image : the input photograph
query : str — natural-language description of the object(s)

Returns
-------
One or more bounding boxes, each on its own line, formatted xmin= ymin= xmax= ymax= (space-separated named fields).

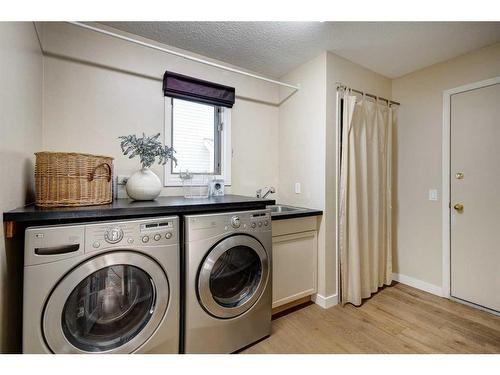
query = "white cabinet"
xmin=271 ymin=217 xmax=318 ymax=309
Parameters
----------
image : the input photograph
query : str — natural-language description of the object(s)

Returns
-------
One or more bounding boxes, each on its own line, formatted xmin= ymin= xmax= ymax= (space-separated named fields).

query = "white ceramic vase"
xmin=126 ymin=167 xmax=162 ymax=201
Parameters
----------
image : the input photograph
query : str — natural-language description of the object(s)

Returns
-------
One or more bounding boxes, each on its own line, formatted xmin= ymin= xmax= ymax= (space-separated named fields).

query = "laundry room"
xmin=1 ymin=0 xmax=500 ymax=373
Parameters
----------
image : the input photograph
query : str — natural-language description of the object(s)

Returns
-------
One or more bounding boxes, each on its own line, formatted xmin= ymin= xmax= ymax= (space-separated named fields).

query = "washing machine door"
xmin=43 ymin=251 xmax=169 ymax=353
xmin=198 ymin=235 xmax=269 ymax=319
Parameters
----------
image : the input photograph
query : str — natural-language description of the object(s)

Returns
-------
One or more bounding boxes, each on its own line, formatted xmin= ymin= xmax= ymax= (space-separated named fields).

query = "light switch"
xmin=295 ymin=182 xmax=301 ymax=194
xmin=428 ymin=189 xmax=438 ymax=201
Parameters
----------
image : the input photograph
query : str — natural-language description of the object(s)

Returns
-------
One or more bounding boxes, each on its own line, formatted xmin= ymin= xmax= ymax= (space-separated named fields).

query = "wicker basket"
xmin=35 ymin=152 xmax=113 ymax=207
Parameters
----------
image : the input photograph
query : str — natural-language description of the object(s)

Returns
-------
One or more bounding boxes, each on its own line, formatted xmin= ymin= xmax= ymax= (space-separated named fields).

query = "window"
xmin=172 ymin=99 xmax=220 ymax=175
xmin=165 ymin=98 xmax=231 ymax=186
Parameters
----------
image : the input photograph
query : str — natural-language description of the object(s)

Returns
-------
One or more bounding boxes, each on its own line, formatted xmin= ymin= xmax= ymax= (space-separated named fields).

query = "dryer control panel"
xmin=185 ymin=209 xmax=271 ymax=242
xmin=248 ymin=211 xmax=271 ymax=230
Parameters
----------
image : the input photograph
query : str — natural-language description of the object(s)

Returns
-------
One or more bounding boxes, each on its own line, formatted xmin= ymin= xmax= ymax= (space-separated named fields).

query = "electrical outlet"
xmin=117 ymin=175 xmax=129 ymax=185
xmin=428 ymin=189 xmax=438 ymax=201
xmin=295 ymin=182 xmax=301 ymax=194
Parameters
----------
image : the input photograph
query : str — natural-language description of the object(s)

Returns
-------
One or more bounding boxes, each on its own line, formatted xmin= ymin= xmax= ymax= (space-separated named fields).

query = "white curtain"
xmin=339 ymin=92 xmax=394 ymax=306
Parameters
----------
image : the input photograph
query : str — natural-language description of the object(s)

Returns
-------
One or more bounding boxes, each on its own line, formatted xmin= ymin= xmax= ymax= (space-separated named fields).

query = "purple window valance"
xmin=163 ymin=71 xmax=235 ymax=108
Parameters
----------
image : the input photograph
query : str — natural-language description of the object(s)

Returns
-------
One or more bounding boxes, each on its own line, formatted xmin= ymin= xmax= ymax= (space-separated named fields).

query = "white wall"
xmin=0 ymin=22 xmax=43 ymax=353
xmin=41 ymin=23 xmax=280 ymax=199
xmin=392 ymin=42 xmax=500 ymax=288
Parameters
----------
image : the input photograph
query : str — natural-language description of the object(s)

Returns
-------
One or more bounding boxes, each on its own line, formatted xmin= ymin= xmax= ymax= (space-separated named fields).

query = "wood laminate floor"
xmin=242 ymin=282 xmax=500 ymax=354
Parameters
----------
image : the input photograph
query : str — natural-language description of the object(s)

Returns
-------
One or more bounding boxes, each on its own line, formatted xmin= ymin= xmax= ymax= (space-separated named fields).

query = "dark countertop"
xmin=270 ymin=207 xmax=323 ymax=221
xmin=3 ymin=195 xmax=275 ymax=225
xmin=3 ymin=194 xmax=323 ymax=231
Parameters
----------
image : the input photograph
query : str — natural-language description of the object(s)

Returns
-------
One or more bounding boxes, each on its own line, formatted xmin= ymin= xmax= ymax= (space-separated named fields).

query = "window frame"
xmin=164 ymin=97 xmax=232 ymax=187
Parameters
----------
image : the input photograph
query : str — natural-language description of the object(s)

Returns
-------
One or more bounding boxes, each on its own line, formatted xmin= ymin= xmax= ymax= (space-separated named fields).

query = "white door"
xmin=450 ymin=82 xmax=500 ymax=313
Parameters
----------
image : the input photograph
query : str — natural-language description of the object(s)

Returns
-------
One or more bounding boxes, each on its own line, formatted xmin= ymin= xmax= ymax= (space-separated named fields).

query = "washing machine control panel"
xmin=104 ymin=226 xmax=124 ymax=244
xmin=231 ymin=216 xmax=241 ymax=228
xmin=85 ymin=217 xmax=178 ymax=252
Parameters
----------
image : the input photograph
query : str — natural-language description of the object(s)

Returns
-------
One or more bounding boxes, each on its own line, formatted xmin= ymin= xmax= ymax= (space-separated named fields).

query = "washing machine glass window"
xmin=210 ymin=245 xmax=261 ymax=307
xmin=43 ymin=252 xmax=169 ymax=354
xmin=198 ymin=235 xmax=269 ymax=319
xmin=62 ymin=265 xmax=154 ymax=353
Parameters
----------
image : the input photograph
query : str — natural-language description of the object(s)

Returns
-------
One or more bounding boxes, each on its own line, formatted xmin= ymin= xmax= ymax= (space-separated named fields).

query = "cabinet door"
xmin=272 ymin=231 xmax=317 ymax=308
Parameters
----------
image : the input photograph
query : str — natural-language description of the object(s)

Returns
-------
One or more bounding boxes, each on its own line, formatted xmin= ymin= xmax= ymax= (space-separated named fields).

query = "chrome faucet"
xmin=256 ymin=186 xmax=276 ymax=199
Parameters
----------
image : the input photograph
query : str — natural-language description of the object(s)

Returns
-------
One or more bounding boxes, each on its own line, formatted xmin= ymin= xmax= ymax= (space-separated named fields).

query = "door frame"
xmin=441 ymin=76 xmax=500 ymax=298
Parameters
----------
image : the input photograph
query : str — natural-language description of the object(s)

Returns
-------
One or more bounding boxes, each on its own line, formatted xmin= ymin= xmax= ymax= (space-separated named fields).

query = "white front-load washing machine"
xmin=184 ymin=209 xmax=272 ymax=353
xmin=23 ymin=216 xmax=179 ymax=354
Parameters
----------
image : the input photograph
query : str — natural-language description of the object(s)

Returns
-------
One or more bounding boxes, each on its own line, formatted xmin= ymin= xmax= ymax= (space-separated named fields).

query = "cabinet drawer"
xmin=271 ymin=216 xmax=317 ymax=237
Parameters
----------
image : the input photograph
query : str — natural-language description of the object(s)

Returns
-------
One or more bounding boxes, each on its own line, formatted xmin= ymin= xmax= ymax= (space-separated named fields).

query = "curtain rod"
xmin=336 ymin=83 xmax=400 ymax=106
xmin=67 ymin=22 xmax=300 ymax=91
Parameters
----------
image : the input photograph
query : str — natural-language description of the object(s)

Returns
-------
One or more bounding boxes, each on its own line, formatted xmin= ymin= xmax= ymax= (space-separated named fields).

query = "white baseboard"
xmin=392 ymin=273 xmax=444 ymax=297
xmin=312 ymin=275 xmax=442 ymax=309
xmin=312 ymin=293 xmax=338 ymax=309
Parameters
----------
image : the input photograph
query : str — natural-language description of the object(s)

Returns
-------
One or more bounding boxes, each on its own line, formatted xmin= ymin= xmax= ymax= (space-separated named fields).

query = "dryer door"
xmin=43 ymin=252 xmax=169 ymax=353
xmin=198 ymin=235 xmax=269 ymax=319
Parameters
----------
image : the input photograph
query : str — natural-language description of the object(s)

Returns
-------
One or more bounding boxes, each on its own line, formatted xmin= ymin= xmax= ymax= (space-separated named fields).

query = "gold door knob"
xmin=454 ymin=203 xmax=464 ymax=212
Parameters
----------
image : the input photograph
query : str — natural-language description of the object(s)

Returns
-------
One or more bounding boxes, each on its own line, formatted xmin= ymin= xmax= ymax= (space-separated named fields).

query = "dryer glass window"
xmin=209 ymin=246 xmax=262 ymax=308
xmin=61 ymin=265 xmax=155 ymax=352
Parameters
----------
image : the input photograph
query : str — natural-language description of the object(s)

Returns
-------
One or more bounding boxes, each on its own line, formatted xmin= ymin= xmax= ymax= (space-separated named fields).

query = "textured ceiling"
xmin=101 ymin=22 xmax=500 ymax=78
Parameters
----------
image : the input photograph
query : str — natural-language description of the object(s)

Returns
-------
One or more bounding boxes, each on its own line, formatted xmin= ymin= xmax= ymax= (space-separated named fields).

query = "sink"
xmin=267 ymin=204 xmax=305 ymax=214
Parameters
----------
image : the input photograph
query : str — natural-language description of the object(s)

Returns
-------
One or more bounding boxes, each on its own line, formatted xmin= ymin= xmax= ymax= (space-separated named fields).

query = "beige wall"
xmin=278 ymin=53 xmax=328 ymax=298
xmin=41 ymin=23 xmax=280 ymax=199
xmin=3 ymin=24 xmax=498 ymax=356
xmin=278 ymin=53 xmax=327 ymax=209
xmin=0 ymin=22 xmax=43 ymax=353
xmin=19 ymin=25 xmax=388 ymax=337
xmin=392 ymin=42 xmax=500 ymax=287
xmin=278 ymin=51 xmax=392 ymax=300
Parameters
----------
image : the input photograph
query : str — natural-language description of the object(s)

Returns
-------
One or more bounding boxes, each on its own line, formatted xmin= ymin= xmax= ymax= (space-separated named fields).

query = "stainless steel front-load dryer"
xmin=184 ymin=209 xmax=272 ymax=353
xmin=23 ymin=216 xmax=179 ymax=354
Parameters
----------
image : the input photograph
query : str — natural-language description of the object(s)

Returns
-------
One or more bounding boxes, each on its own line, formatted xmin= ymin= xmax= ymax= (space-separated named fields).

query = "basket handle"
xmin=88 ymin=162 xmax=112 ymax=182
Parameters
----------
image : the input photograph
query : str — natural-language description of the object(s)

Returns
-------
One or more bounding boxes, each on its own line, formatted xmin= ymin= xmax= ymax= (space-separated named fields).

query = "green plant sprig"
xmin=118 ymin=133 xmax=177 ymax=169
